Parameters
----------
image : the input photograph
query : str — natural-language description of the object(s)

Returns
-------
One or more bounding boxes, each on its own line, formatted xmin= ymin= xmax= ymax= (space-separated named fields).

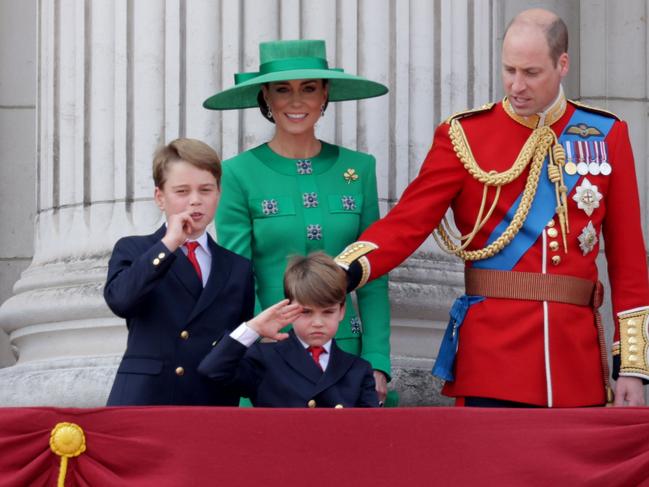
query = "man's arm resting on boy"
xmin=104 ymin=237 xmax=178 ymax=318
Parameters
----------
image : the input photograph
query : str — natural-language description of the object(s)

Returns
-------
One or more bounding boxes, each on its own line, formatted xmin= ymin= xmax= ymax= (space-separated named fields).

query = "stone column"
xmin=0 ymin=0 xmax=181 ymax=406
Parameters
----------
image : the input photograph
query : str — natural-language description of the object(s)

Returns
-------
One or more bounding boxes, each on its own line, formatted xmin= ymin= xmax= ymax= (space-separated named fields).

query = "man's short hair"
xmin=284 ymin=252 xmax=346 ymax=308
xmin=545 ymin=17 xmax=568 ymax=66
xmin=152 ymin=138 xmax=221 ymax=189
xmin=504 ymin=12 xmax=568 ymax=66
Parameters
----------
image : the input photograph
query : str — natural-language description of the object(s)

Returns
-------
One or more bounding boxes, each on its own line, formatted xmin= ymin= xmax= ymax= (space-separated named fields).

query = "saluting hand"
xmin=247 ymin=299 xmax=303 ymax=341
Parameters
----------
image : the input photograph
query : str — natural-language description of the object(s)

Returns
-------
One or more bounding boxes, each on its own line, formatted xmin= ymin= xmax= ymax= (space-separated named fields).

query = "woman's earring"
xmin=266 ymin=108 xmax=273 ymax=120
xmin=320 ymin=105 xmax=325 ymax=117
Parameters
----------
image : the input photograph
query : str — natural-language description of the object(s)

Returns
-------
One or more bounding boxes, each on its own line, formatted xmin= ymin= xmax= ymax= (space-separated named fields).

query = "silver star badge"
xmin=578 ymin=221 xmax=598 ymax=255
xmin=572 ymin=178 xmax=602 ymax=217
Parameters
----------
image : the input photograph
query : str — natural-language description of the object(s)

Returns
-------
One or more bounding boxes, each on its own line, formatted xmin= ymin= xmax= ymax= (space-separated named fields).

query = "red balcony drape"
xmin=0 ymin=406 xmax=648 ymax=487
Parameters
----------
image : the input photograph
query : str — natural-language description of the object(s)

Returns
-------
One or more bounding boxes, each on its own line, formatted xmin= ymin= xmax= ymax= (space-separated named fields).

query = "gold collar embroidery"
xmin=503 ymin=89 xmax=567 ymax=129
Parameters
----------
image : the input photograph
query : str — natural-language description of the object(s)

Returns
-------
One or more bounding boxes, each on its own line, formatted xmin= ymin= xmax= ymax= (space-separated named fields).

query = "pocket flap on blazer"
xmin=117 ymin=357 xmax=163 ymax=375
xmin=249 ymin=196 xmax=296 ymax=218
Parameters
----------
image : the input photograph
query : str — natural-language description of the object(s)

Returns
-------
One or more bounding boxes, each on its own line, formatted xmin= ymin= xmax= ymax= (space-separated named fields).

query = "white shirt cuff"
xmin=229 ymin=322 xmax=260 ymax=347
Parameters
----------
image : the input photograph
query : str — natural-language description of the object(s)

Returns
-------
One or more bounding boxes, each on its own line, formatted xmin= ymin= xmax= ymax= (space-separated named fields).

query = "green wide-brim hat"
xmin=203 ymin=39 xmax=388 ymax=110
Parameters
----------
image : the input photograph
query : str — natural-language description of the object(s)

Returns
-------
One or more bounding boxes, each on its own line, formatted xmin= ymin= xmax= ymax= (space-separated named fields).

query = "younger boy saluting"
xmin=105 ymin=138 xmax=254 ymax=406
xmin=199 ymin=252 xmax=380 ymax=408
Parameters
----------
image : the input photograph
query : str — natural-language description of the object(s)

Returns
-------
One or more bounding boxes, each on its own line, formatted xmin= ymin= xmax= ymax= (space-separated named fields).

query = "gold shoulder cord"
xmin=433 ymin=119 xmax=568 ymax=260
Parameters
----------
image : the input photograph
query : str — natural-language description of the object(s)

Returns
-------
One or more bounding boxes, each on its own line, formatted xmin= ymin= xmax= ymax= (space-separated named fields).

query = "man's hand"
xmin=613 ymin=376 xmax=645 ymax=406
xmin=373 ymin=370 xmax=388 ymax=405
xmin=247 ymin=299 xmax=302 ymax=341
xmin=161 ymin=210 xmax=197 ymax=251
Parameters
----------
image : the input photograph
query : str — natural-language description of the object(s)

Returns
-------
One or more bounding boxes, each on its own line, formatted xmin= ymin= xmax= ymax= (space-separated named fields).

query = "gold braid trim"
xmin=618 ymin=308 xmax=649 ymax=379
xmin=434 ymin=120 xmax=559 ymax=261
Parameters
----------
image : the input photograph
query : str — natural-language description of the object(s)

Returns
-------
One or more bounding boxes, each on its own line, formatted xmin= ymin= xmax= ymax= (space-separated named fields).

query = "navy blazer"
xmin=105 ymin=225 xmax=254 ymax=406
xmin=198 ymin=330 xmax=379 ymax=408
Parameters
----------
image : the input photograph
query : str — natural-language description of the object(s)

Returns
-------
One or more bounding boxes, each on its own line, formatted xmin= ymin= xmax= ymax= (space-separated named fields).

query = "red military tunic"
xmin=353 ymin=95 xmax=649 ymax=407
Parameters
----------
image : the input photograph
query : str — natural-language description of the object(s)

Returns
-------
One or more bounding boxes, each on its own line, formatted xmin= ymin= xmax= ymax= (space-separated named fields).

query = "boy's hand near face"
xmin=247 ymin=299 xmax=302 ymax=341
xmin=161 ymin=210 xmax=198 ymax=251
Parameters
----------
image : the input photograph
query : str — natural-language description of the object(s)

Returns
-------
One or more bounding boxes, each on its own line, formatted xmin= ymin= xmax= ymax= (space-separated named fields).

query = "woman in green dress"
xmin=203 ymin=40 xmax=392 ymax=404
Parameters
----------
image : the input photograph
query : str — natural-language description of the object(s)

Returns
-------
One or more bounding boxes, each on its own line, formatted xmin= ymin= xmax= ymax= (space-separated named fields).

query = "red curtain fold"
xmin=0 ymin=406 xmax=648 ymax=487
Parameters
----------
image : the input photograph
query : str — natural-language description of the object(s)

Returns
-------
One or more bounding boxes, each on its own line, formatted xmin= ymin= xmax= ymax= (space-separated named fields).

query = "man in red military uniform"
xmin=336 ymin=8 xmax=648 ymax=407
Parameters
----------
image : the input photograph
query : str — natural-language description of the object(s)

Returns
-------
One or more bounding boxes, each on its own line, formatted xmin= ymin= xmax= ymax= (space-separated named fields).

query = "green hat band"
xmin=259 ymin=56 xmax=329 ymax=74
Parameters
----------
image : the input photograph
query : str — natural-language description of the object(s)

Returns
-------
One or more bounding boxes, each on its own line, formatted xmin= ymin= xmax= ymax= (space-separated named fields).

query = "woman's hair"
xmin=152 ymin=138 xmax=222 ymax=189
xmin=257 ymin=80 xmax=330 ymax=123
xmin=283 ymin=252 xmax=346 ymax=307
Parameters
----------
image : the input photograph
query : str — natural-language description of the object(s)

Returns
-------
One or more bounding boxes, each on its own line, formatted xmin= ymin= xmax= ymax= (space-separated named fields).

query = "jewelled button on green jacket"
xmin=216 ymin=142 xmax=391 ymax=376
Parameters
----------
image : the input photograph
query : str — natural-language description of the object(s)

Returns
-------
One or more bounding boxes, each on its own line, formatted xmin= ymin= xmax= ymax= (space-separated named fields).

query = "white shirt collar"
xmin=186 ymin=231 xmax=209 ymax=252
xmin=295 ymin=334 xmax=332 ymax=353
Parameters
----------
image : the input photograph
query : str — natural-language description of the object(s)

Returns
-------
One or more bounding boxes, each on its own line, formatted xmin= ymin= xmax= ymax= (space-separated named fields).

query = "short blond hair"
xmin=152 ymin=138 xmax=221 ymax=189
xmin=284 ymin=252 xmax=346 ymax=308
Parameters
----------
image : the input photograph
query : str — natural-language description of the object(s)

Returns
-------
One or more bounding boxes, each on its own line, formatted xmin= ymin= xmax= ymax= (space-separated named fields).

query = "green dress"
xmin=216 ymin=141 xmax=391 ymax=375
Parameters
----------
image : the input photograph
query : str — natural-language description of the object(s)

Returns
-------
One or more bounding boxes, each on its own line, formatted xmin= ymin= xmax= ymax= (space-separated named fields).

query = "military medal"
xmin=572 ymin=178 xmax=602 ymax=216
xmin=576 ymin=141 xmax=589 ymax=175
xmin=564 ymin=141 xmax=577 ymax=175
xmin=599 ymin=141 xmax=612 ymax=176
xmin=578 ymin=221 xmax=598 ymax=255
xmin=584 ymin=141 xmax=599 ymax=175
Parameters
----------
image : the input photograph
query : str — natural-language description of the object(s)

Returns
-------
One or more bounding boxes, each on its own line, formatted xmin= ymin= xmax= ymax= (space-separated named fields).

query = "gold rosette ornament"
xmin=50 ymin=422 xmax=87 ymax=487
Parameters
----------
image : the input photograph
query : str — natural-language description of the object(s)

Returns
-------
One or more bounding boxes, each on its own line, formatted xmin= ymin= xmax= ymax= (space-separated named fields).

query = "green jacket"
xmin=216 ymin=142 xmax=391 ymax=376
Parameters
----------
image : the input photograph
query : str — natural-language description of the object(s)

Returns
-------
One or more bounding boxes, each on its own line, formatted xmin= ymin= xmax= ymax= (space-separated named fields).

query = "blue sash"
xmin=432 ymin=107 xmax=615 ymax=381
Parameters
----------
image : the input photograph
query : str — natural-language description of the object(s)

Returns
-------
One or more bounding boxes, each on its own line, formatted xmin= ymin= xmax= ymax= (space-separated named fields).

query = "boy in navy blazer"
xmin=105 ymin=138 xmax=254 ymax=406
xmin=198 ymin=252 xmax=379 ymax=408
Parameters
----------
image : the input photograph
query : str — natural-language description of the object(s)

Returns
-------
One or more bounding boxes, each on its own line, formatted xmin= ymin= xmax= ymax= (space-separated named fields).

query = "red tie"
xmin=184 ymin=241 xmax=203 ymax=282
xmin=308 ymin=346 xmax=325 ymax=370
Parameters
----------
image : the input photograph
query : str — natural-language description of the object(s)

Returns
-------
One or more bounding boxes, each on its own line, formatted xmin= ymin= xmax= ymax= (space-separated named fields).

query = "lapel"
xmin=275 ymin=331 xmax=323 ymax=385
xmin=312 ymin=339 xmax=355 ymax=396
xmin=185 ymin=235 xmax=231 ymax=324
